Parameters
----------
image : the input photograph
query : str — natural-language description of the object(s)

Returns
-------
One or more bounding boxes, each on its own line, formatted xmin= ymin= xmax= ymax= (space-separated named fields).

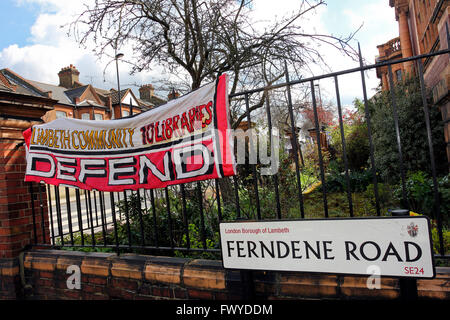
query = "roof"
xmin=0 ymin=83 xmax=13 ymax=93
xmin=76 ymin=99 xmax=106 ymax=108
xmin=0 ymin=67 xmax=165 ymax=111
xmin=137 ymin=98 xmax=153 ymax=109
xmin=0 ymin=69 xmax=47 ymax=98
xmin=105 ymin=88 xmax=149 ymax=110
xmin=28 ymin=81 xmax=105 ymax=107
xmin=28 ymin=80 xmax=74 ymax=105
xmin=0 ymin=74 xmax=13 ymax=93
xmin=94 ymin=87 xmax=111 ymax=96
xmin=65 ymin=85 xmax=89 ymax=103
xmin=0 ymin=72 xmax=14 ymax=92
xmin=142 ymin=95 xmax=166 ymax=107
xmin=138 ymin=95 xmax=167 ymax=108
xmin=105 ymin=89 xmax=129 ymax=105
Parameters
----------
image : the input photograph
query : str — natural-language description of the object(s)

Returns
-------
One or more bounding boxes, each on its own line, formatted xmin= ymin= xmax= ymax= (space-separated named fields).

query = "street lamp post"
xmin=115 ymin=52 xmax=124 ymax=117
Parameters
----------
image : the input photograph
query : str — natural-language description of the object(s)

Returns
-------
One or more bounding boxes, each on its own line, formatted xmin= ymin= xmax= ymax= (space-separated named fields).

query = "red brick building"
xmin=0 ymin=65 xmax=167 ymax=123
xmin=376 ymin=37 xmax=404 ymax=90
xmin=376 ymin=0 xmax=449 ymax=161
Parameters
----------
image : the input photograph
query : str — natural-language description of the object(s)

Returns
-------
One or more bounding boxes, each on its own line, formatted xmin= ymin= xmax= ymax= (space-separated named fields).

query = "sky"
xmin=0 ymin=0 xmax=399 ymax=106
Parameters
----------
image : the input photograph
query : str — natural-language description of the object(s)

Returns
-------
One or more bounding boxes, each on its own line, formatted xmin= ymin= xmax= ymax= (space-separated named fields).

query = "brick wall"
xmin=0 ymin=139 xmax=49 ymax=299
xmin=0 ymin=142 xmax=49 ymax=258
xmin=0 ymin=258 xmax=21 ymax=299
xmin=21 ymin=249 xmax=450 ymax=300
xmin=0 ymin=96 xmax=53 ymax=299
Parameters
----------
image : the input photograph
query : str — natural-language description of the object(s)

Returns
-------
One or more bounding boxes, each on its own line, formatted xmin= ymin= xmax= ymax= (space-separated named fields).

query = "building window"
xmin=94 ymin=113 xmax=103 ymax=120
xmin=81 ymin=113 xmax=90 ymax=120
xmin=55 ymin=111 xmax=67 ymax=119
xmin=122 ymin=110 xmax=129 ymax=117
xmin=395 ymin=70 xmax=403 ymax=82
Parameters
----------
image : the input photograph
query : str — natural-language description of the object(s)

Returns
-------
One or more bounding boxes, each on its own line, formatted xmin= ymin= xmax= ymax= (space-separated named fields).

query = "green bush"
xmin=56 ymin=231 xmax=114 ymax=253
xmin=393 ymin=171 xmax=449 ymax=225
xmin=328 ymin=98 xmax=369 ymax=172
xmin=363 ymin=183 xmax=396 ymax=209
xmin=432 ymin=227 xmax=450 ymax=255
xmin=369 ymin=76 xmax=447 ymax=183
xmin=322 ymin=162 xmax=374 ymax=193
xmin=175 ymin=223 xmax=220 ymax=259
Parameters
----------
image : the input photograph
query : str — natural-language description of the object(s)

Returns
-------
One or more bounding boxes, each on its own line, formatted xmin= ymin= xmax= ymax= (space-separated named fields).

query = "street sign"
xmin=219 ymin=216 xmax=435 ymax=278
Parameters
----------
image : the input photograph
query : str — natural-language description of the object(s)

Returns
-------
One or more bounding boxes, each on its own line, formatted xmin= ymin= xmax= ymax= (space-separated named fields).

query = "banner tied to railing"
xmin=23 ymin=74 xmax=236 ymax=192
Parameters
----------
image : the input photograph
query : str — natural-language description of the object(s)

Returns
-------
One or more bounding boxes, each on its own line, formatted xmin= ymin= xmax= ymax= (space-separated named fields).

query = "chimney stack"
xmin=58 ymin=64 xmax=80 ymax=89
xmin=139 ymin=84 xmax=155 ymax=101
xmin=168 ymin=88 xmax=180 ymax=101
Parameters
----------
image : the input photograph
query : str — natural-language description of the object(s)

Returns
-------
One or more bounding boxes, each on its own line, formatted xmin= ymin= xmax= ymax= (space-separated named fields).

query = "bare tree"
xmin=70 ymin=0 xmax=358 ymax=122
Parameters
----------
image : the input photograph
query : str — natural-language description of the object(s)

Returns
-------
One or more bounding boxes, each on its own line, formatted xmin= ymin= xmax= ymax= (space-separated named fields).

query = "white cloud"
xmin=2 ymin=0 xmax=165 ymax=96
xmin=29 ymin=13 xmax=67 ymax=45
xmin=1 ymin=43 xmax=82 ymax=83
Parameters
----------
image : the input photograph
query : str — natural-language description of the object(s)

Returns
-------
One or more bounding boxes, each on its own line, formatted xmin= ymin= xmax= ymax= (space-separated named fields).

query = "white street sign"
xmin=220 ymin=217 xmax=435 ymax=278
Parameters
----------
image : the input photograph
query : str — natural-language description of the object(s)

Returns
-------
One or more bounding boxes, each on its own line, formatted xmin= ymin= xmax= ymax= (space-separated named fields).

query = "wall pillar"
xmin=0 ymin=91 xmax=54 ymax=299
xmin=382 ymin=72 xmax=389 ymax=91
xmin=397 ymin=7 xmax=414 ymax=75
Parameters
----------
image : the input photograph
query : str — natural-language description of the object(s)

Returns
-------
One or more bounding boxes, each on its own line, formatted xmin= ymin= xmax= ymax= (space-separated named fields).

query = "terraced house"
xmin=0 ymin=64 xmax=166 ymax=123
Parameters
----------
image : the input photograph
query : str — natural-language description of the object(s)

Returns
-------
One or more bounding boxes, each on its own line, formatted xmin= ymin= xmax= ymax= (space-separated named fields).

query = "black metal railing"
xmin=28 ymin=38 xmax=449 ymax=261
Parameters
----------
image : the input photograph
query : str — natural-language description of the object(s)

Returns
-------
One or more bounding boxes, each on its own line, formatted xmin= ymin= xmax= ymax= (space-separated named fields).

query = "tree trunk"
xmin=218 ymin=177 xmax=235 ymax=209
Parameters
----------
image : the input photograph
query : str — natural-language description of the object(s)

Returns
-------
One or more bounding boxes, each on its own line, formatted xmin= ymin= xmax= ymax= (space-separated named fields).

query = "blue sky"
xmin=0 ymin=0 xmax=399 ymax=105
xmin=320 ymin=0 xmax=399 ymax=62
xmin=0 ymin=0 xmax=38 ymax=48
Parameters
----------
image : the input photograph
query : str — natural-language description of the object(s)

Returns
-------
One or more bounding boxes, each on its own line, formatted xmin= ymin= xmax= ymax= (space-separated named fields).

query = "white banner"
xmin=220 ymin=216 xmax=435 ymax=278
xmin=23 ymin=74 xmax=236 ymax=191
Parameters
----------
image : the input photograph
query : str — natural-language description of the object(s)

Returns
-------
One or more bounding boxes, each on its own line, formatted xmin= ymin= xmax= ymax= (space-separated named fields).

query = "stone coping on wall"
xmin=13 ymin=249 xmax=450 ymax=300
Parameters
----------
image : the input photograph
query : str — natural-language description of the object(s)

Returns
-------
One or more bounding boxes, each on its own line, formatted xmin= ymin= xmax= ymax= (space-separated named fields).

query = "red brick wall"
xmin=0 ymin=142 xmax=49 ymax=259
xmin=21 ymin=249 xmax=450 ymax=300
xmin=0 ymin=258 xmax=21 ymax=299
xmin=424 ymin=54 xmax=448 ymax=93
xmin=0 ymin=114 xmax=50 ymax=299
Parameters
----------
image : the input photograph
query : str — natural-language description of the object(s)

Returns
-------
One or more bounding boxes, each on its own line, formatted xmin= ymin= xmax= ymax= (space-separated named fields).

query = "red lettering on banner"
xmin=25 ymin=140 xmax=217 ymax=191
xmin=172 ymin=115 xmax=181 ymax=138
